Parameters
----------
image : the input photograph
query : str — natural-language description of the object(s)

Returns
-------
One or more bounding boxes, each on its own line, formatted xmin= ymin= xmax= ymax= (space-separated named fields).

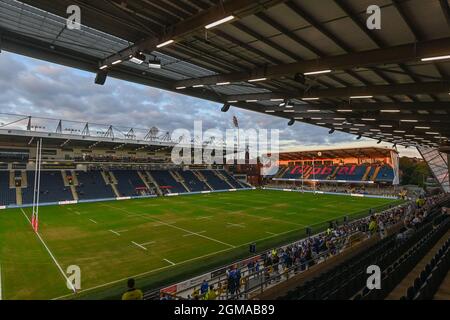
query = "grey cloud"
xmin=0 ymin=52 xmax=418 ymax=156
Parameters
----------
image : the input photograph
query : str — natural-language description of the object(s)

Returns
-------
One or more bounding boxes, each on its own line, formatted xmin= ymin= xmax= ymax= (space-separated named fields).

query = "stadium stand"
xmin=150 ymin=170 xmax=187 ymax=194
xmin=276 ymin=164 xmax=394 ymax=183
xmin=0 ymin=171 xmax=16 ymax=205
xmin=112 ymin=170 xmax=146 ymax=197
xmin=178 ymin=170 xmax=210 ymax=192
xmin=219 ymin=170 xmax=244 ymax=189
xmin=270 ymin=195 xmax=450 ymax=300
xmin=22 ymin=171 xmax=73 ymax=204
xmin=200 ymin=170 xmax=230 ymax=190
xmin=75 ymin=170 xmax=115 ymax=200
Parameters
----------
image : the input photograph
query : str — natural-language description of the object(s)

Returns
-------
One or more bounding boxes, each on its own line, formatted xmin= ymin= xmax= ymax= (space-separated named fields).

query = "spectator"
xmin=121 ymin=278 xmax=143 ymax=300
xmin=200 ymin=280 xmax=209 ymax=295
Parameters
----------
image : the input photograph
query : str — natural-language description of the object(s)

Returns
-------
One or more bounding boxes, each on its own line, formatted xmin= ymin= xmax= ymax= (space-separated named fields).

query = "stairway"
xmin=101 ymin=171 xmax=120 ymax=197
xmin=70 ymin=185 xmax=79 ymax=201
xmin=145 ymin=171 xmax=163 ymax=196
xmin=9 ymin=171 xmax=15 ymax=188
xmin=214 ymin=170 xmax=234 ymax=188
xmin=371 ymin=166 xmax=381 ymax=181
xmin=61 ymin=170 xmax=70 ymax=187
xmin=194 ymin=171 xmax=213 ymax=191
xmin=275 ymin=166 xmax=289 ymax=179
xmin=70 ymin=170 xmax=79 ymax=186
xmin=362 ymin=166 xmax=372 ymax=181
xmin=15 ymin=187 xmax=22 ymax=205
xmin=170 ymin=170 xmax=190 ymax=192
xmin=21 ymin=171 xmax=27 ymax=188
xmin=303 ymin=166 xmax=313 ymax=180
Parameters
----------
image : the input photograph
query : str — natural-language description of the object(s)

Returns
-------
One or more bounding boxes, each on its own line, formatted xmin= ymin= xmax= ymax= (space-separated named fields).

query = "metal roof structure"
xmin=0 ymin=0 xmax=449 ymax=188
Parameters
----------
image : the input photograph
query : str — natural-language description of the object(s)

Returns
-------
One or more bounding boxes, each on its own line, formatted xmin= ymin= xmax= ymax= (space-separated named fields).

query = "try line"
xmin=20 ymin=208 xmax=76 ymax=293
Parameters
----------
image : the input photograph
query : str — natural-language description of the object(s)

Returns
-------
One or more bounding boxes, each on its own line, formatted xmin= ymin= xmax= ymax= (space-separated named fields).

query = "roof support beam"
xmin=173 ymin=37 xmax=450 ymax=88
xmin=100 ymin=0 xmax=286 ymax=66
xmin=265 ymin=102 xmax=450 ymax=112
xmin=225 ymin=81 xmax=450 ymax=101
xmin=440 ymin=0 xmax=450 ymax=29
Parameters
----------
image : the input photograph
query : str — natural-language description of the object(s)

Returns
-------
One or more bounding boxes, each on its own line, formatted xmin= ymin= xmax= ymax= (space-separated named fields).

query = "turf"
xmin=0 ymin=190 xmax=400 ymax=300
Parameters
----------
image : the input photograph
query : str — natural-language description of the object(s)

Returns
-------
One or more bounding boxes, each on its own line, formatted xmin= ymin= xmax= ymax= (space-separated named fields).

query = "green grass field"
xmin=0 ymin=190 xmax=400 ymax=300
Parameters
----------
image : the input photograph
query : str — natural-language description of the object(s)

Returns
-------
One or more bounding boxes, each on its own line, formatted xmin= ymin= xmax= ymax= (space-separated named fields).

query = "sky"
xmin=0 ymin=51 xmax=420 ymax=158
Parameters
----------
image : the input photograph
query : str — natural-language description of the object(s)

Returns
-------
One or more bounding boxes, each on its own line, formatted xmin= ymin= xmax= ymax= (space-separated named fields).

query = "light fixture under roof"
xmin=193 ymin=84 xmax=204 ymax=88
xmin=283 ymin=110 xmax=295 ymax=113
xmin=415 ymin=126 xmax=431 ymax=129
xmin=156 ymin=39 xmax=174 ymax=48
xmin=426 ymin=132 xmax=440 ymax=135
xmin=99 ymin=65 xmax=108 ymax=70
xmin=148 ymin=58 xmax=162 ymax=69
xmin=421 ymin=55 xmax=450 ymax=62
xmin=302 ymin=97 xmax=320 ymax=101
xmin=350 ymin=96 xmax=373 ymax=99
xmin=270 ymin=98 xmax=284 ymax=102
xmin=307 ymin=109 xmax=321 ymax=112
xmin=216 ymin=82 xmax=230 ymax=86
xmin=380 ymin=110 xmax=401 ymax=113
xmin=112 ymin=59 xmax=122 ymax=65
xmin=176 ymin=86 xmax=186 ymax=90
xmin=265 ymin=110 xmax=276 ymax=113
xmin=380 ymin=125 xmax=392 ymax=128
xmin=246 ymin=100 xmax=258 ymax=103
xmin=304 ymin=70 xmax=332 ymax=76
xmin=337 ymin=109 xmax=353 ymax=112
xmin=248 ymin=77 xmax=267 ymax=83
xmin=361 ymin=118 xmax=376 ymax=121
xmin=311 ymin=117 xmax=322 ymax=120
xmin=394 ymin=130 xmax=406 ymax=133
xmin=401 ymin=119 xmax=418 ymax=123
xmin=227 ymin=100 xmax=238 ymax=103
xmin=205 ymin=15 xmax=235 ymax=29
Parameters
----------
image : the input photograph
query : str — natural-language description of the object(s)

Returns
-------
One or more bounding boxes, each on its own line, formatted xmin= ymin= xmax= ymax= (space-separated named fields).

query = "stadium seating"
xmin=75 ymin=170 xmax=115 ymax=200
xmin=150 ymin=170 xmax=187 ymax=194
xmin=278 ymin=200 xmax=449 ymax=300
xmin=178 ymin=170 xmax=210 ymax=192
xmin=0 ymin=171 xmax=16 ymax=205
xmin=376 ymin=165 xmax=395 ymax=182
xmin=22 ymin=171 xmax=73 ymax=204
xmin=219 ymin=170 xmax=245 ymax=188
xmin=112 ymin=170 xmax=146 ymax=197
xmin=200 ymin=170 xmax=230 ymax=190
xmin=277 ymin=164 xmax=394 ymax=183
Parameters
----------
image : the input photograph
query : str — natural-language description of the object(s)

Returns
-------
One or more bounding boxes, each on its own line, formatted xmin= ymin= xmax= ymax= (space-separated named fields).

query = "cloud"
xmin=0 ymin=51 xmax=419 ymax=157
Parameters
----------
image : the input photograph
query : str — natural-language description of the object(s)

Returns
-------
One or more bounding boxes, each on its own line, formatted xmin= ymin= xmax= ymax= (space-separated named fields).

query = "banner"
xmin=391 ymin=150 xmax=400 ymax=185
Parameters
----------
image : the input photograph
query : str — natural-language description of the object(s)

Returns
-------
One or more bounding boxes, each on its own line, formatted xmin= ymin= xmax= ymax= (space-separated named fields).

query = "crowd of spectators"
xmin=178 ymin=193 xmax=449 ymax=300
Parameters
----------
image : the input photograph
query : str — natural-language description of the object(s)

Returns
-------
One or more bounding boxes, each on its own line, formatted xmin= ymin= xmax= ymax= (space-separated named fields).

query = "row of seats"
xmin=279 ymin=200 xmax=448 ymax=300
xmin=0 ymin=171 xmax=16 ymax=205
xmin=279 ymin=164 xmax=394 ymax=182
xmin=402 ymin=235 xmax=450 ymax=300
xmin=0 ymin=169 xmax=246 ymax=205
xmin=355 ymin=214 xmax=449 ymax=300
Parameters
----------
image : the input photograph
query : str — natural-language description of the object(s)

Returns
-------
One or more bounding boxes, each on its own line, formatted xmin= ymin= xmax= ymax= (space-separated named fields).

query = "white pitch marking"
xmin=89 ymin=219 xmax=98 ymax=224
xmin=109 ymin=230 xmax=121 ymax=236
xmin=266 ymin=231 xmax=277 ymax=236
xmin=20 ymin=208 xmax=76 ymax=293
xmin=102 ymin=204 xmax=235 ymax=248
xmin=163 ymin=258 xmax=176 ymax=266
xmin=227 ymin=222 xmax=245 ymax=228
xmin=195 ymin=216 xmax=212 ymax=220
xmin=139 ymin=241 xmax=156 ymax=246
xmin=131 ymin=241 xmax=147 ymax=251
xmin=116 ymin=229 xmax=128 ymax=233
xmin=183 ymin=231 xmax=206 ymax=237
xmin=0 ymin=261 xmax=3 ymax=300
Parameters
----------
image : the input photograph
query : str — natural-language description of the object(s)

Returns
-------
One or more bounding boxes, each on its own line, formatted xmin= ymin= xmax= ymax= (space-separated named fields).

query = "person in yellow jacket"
xmin=121 ymin=278 xmax=143 ymax=300
xmin=204 ymin=285 xmax=218 ymax=300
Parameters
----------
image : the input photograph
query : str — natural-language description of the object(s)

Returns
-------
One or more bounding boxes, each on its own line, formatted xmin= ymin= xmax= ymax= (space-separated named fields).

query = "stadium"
xmin=0 ymin=0 xmax=449 ymax=305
